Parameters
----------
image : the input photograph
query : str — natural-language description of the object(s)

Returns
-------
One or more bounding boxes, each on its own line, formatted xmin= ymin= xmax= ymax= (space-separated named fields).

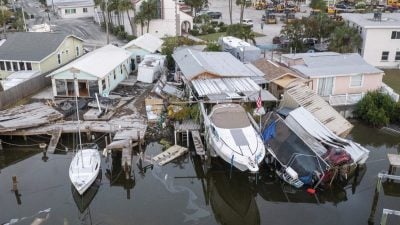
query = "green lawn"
xmin=383 ymin=69 xmax=400 ymax=94
xmin=196 ymin=32 xmax=266 ymax=42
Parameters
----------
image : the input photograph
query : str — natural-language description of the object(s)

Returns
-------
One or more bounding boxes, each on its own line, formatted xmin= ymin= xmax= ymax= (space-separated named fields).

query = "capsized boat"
xmin=206 ymin=104 xmax=265 ymax=173
xmin=69 ymin=143 xmax=101 ymax=195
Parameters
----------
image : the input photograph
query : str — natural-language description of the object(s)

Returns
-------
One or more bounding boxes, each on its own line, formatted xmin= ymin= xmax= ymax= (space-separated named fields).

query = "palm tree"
xmin=94 ymin=0 xmax=107 ymax=26
xmin=140 ymin=0 xmax=157 ymax=33
xmin=119 ymin=0 xmax=134 ymax=34
xmin=235 ymin=0 xmax=251 ymax=24
xmin=329 ymin=25 xmax=361 ymax=53
xmin=228 ymin=0 xmax=233 ymax=24
xmin=0 ymin=5 xmax=12 ymax=34
xmin=134 ymin=11 xmax=145 ymax=35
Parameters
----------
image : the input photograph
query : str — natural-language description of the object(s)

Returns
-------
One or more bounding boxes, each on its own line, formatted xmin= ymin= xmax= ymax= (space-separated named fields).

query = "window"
xmin=381 ymin=51 xmax=389 ymax=61
xmin=76 ymin=46 xmax=80 ymax=56
xmin=83 ymin=7 xmax=88 ymax=13
xmin=5 ymin=61 xmax=11 ymax=71
xmin=57 ymin=53 xmax=61 ymax=64
xmin=65 ymin=8 xmax=76 ymax=14
xmin=12 ymin=62 xmax=18 ymax=71
xmin=19 ymin=62 xmax=25 ymax=70
xmin=396 ymin=51 xmax=400 ymax=61
xmin=26 ymin=62 xmax=32 ymax=70
xmin=113 ymin=70 xmax=116 ymax=80
xmin=102 ymin=79 xmax=106 ymax=90
xmin=136 ymin=55 xmax=141 ymax=64
xmin=0 ymin=61 xmax=4 ymax=71
xmin=65 ymin=50 xmax=69 ymax=55
xmin=350 ymin=74 xmax=363 ymax=87
xmin=318 ymin=77 xmax=334 ymax=96
xmin=120 ymin=65 xmax=123 ymax=74
xmin=391 ymin=31 xmax=400 ymax=39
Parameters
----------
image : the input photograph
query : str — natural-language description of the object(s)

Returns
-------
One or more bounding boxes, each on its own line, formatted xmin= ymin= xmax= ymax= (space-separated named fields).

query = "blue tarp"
xmin=262 ymin=121 xmax=276 ymax=143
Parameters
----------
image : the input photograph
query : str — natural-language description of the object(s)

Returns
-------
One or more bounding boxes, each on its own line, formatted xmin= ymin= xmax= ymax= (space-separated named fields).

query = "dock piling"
xmin=12 ymin=176 xmax=18 ymax=192
xmin=0 ymin=139 xmax=2 ymax=150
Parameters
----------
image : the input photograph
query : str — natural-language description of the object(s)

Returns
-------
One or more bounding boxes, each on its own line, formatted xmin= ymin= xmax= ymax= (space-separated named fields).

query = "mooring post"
xmin=368 ymin=175 xmax=382 ymax=224
xmin=12 ymin=176 xmax=18 ymax=192
xmin=186 ymin=130 xmax=189 ymax=147
xmin=0 ymin=139 xmax=3 ymax=150
xmin=174 ymin=130 xmax=177 ymax=145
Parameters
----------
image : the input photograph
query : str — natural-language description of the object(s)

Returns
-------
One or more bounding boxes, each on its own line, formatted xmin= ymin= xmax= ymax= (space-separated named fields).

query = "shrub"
xmin=354 ymin=91 xmax=396 ymax=127
xmin=207 ymin=27 xmax=216 ymax=34
xmin=206 ymin=42 xmax=221 ymax=51
xmin=189 ymin=29 xmax=200 ymax=36
xmin=126 ymin=35 xmax=136 ymax=41
xmin=218 ymin=21 xmax=225 ymax=27
xmin=210 ymin=21 xmax=219 ymax=27
xmin=218 ymin=25 xmax=227 ymax=32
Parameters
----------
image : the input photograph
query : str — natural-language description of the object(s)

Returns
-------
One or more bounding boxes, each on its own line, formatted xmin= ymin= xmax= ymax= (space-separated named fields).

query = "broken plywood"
xmin=152 ymin=145 xmax=188 ymax=166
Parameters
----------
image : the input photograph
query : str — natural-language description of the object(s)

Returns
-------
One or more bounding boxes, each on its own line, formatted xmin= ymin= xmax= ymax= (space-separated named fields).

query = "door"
xmin=317 ymin=77 xmax=334 ymax=97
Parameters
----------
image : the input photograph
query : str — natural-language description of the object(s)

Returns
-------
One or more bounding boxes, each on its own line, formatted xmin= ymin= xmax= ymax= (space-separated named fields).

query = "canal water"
xmin=0 ymin=124 xmax=399 ymax=225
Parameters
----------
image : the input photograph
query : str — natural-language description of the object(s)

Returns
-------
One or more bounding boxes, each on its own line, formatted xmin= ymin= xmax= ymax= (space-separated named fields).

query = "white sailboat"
xmin=205 ymin=104 xmax=265 ymax=173
xmin=69 ymin=71 xmax=101 ymax=195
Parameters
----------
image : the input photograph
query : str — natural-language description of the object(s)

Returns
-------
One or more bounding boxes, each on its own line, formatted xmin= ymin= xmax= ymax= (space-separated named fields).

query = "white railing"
xmin=381 ymin=83 xmax=400 ymax=102
xmin=328 ymin=93 xmax=365 ymax=106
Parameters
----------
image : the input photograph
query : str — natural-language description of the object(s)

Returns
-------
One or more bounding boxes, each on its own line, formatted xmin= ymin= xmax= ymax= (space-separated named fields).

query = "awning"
xmin=272 ymin=76 xmax=298 ymax=88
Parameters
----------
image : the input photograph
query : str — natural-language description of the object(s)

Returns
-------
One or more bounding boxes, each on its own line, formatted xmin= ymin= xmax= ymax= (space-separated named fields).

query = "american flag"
xmin=256 ymin=90 xmax=262 ymax=111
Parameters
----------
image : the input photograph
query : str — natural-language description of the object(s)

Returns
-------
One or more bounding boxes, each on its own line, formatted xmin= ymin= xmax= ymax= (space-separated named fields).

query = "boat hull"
xmin=69 ymin=149 xmax=101 ymax=195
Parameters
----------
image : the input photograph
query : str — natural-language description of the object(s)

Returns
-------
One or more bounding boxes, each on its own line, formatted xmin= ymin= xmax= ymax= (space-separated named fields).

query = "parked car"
xmin=206 ymin=11 xmax=222 ymax=19
xmin=335 ymin=4 xmax=355 ymax=12
xmin=242 ymin=19 xmax=254 ymax=28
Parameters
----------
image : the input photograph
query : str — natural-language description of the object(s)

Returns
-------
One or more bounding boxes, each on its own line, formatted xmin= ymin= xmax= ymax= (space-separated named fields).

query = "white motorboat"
xmin=69 ymin=144 xmax=101 ymax=195
xmin=206 ymin=104 xmax=265 ymax=173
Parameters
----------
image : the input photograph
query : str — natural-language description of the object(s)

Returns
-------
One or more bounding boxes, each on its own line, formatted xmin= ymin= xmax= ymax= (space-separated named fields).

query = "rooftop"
xmin=0 ymin=32 xmax=81 ymax=62
xmin=123 ymin=33 xmax=164 ymax=53
xmin=341 ymin=13 xmax=400 ymax=28
xmin=252 ymin=59 xmax=302 ymax=81
xmin=282 ymin=52 xmax=383 ymax=78
xmin=172 ymin=49 xmax=264 ymax=80
xmin=219 ymin=36 xmax=251 ymax=48
xmin=50 ymin=44 xmax=131 ymax=78
xmin=47 ymin=0 xmax=94 ymax=7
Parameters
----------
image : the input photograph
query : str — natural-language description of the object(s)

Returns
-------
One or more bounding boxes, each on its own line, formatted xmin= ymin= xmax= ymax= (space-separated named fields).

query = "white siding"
xmin=58 ymin=5 xmax=95 ymax=19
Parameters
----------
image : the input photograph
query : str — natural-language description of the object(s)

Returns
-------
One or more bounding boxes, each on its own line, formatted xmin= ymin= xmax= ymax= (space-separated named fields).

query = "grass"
xmin=196 ymin=31 xmax=266 ymax=42
xmin=383 ymin=69 xmax=400 ymax=94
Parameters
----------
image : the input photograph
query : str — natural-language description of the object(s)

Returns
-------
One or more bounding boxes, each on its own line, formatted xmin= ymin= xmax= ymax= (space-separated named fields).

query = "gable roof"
xmin=172 ymin=48 xmax=263 ymax=81
xmin=253 ymin=59 xmax=302 ymax=81
xmin=283 ymin=52 xmax=383 ymax=78
xmin=123 ymin=33 xmax=164 ymax=53
xmin=0 ymin=32 xmax=82 ymax=62
xmin=50 ymin=44 xmax=131 ymax=79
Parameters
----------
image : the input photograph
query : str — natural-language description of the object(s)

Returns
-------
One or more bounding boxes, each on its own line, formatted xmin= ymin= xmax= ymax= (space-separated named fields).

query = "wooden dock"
xmin=191 ymin=130 xmax=205 ymax=156
xmin=152 ymin=145 xmax=188 ymax=166
xmin=174 ymin=120 xmax=201 ymax=147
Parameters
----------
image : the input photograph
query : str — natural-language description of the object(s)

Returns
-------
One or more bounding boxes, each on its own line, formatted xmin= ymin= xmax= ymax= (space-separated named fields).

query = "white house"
xmin=122 ymin=33 xmax=164 ymax=70
xmin=341 ymin=13 xmax=400 ymax=69
xmin=48 ymin=0 xmax=95 ymax=19
xmin=48 ymin=44 xmax=131 ymax=97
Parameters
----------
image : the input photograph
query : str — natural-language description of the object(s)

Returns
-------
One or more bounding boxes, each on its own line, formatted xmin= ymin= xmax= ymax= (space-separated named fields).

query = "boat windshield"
xmin=210 ymin=105 xmax=251 ymax=129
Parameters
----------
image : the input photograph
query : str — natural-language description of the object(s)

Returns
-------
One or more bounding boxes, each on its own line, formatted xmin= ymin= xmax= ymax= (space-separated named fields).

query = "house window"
xmin=136 ymin=55 xmax=141 ymax=64
xmin=76 ymin=46 xmax=80 ymax=56
xmin=155 ymin=0 xmax=162 ymax=19
xmin=0 ymin=61 xmax=4 ymax=70
xmin=350 ymin=74 xmax=363 ymax=87
xmin=113 ymin=70 xmax=116 ymax=80
xmin=396 ymin=51 xmax=400 ymax=61
xmin=102 ymin=79 xmax=106 ymax=90
xmin=5 ymin=61 xmax=12 ymax=71
xmin=65 ymin=50 xmax=69 ymax=55
xmin=120 ymin=65 xmax=123 ymax=74
xmin=391 ymin=31 xmax=400 ymax=39
xmin=19 ymin=62 xmax=25 ymax=70
xmin=317 ymin=77 xmax=334 ymax=97
xmin=381 ymin=51 xmax=389 ymax=61
xmin=12 ymin=62 xmax=18 ymax=71
xmin=65 ymin=9 xmax=76 ymax=14
xmin=57 ymin=53 xmax=62 ymax=64
xmin=83 ymin=8 xmax=88 ymax=13
xmin=26 ymin=62 xmax=32 ymax=70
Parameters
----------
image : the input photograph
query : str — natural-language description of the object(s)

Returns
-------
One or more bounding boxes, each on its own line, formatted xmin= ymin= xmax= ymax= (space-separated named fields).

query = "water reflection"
xmin=105 ymin=151 xmax=135 ymax=199
xmin=207 ymin=171 xmax=260 ymax=225
xmin=0 ymin=148 xmax=40 ymax=170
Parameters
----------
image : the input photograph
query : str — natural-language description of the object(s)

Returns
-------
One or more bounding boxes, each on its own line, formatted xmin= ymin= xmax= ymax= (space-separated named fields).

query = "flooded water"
xmin=0 ymin=124 xmax=399 ymax=225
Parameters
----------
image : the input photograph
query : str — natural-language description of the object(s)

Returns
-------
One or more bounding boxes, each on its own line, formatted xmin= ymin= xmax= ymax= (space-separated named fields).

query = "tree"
xmin=94 ymin=0 xmax=107 ymax=25
xmin=235 ymin=0 xmax=251 ymax=24
xmin=0 ymin=7 xmax=12 ymax=34
xmin=139 ymin=0 xmax=157 ymax=33
xmin=134 ymin=11 xmax=146 ymax=35
xmin=280 ymin=19 xmax=306 ymax=52
xmin=303 ymin=13 xmax=339 ymax=43
xmin=228 ymin=0 xmax=233 ymax=24
xmin=329 ymin=25 xmax=361 ymax=53
xmin=355 ymin=91 xmax=396 ymax=127
xmin=309 ymin=0 xmax=327 ymax=11
xmin=119 ymin=0 xmax=134 ymax=34
xmin=184 ymin=0 xmax=206 ymax=16
xmin=226 ymin=23 xmax=256 ymax=44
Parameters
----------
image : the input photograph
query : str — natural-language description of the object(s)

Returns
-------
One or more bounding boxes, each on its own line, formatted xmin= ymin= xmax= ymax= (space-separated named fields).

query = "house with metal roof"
xmin=281 ymin=52 xmax=384 ymax=106
xmin=253 ymin=59 xmax=305 ymax=99
xmin=341 ymin=13 xmax=400 ymax=69
xmin=48 ymin=44 xmax=131 ymax=97
xmin=172 ymin=48 xmax=276 ymax=102
xmin=122 ymin=33 xmax=164 ymax=71
xmin=0 ymin=32 xmax=84 ymax=80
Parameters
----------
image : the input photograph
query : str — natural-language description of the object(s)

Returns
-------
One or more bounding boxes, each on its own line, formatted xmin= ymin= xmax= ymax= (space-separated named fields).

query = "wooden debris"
xmin=152 ymin=145 xmax=188 ymax=166
xmin=191 ymin=130 xmax=205 ymax=156
xmin=47 ymin=128 xmax=62 ymax=153
xmin=0 ymin=102 xmax=64 ymax=132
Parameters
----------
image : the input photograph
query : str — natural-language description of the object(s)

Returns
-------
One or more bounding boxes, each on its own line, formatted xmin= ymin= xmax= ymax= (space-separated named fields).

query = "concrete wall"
xmin=0 ymin=73 xmax=50 ymax=109
xmin=57 ymin=5 xmax=95 ymax=19
xmin=333 ymin=73 xmax=383 ymax=95
xmin=40 ymin=37 xmax=84 ymax=74
xmin=362 ymin=28 xmax=400 ymax=69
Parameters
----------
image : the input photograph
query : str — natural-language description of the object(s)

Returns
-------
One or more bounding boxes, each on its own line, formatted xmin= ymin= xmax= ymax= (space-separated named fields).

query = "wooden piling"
xmin=0 ymin=139 xmax=2 ymax=150
xmin=12 ymin=176 xmax=18 ymax=192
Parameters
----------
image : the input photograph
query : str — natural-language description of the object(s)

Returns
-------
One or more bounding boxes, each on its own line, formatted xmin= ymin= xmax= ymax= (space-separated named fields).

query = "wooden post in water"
xmin=0 ymin=139 xmax=3 ymax=150
xmin=12 ymin=176 xmax=18 ymax=192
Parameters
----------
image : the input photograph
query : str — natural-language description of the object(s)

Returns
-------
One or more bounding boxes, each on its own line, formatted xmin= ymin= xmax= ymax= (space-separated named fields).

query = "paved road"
xmin=19 ymin=0 xmax=124 ymax=49
xmin=207 ymin=0 xmax=310 ymax=44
